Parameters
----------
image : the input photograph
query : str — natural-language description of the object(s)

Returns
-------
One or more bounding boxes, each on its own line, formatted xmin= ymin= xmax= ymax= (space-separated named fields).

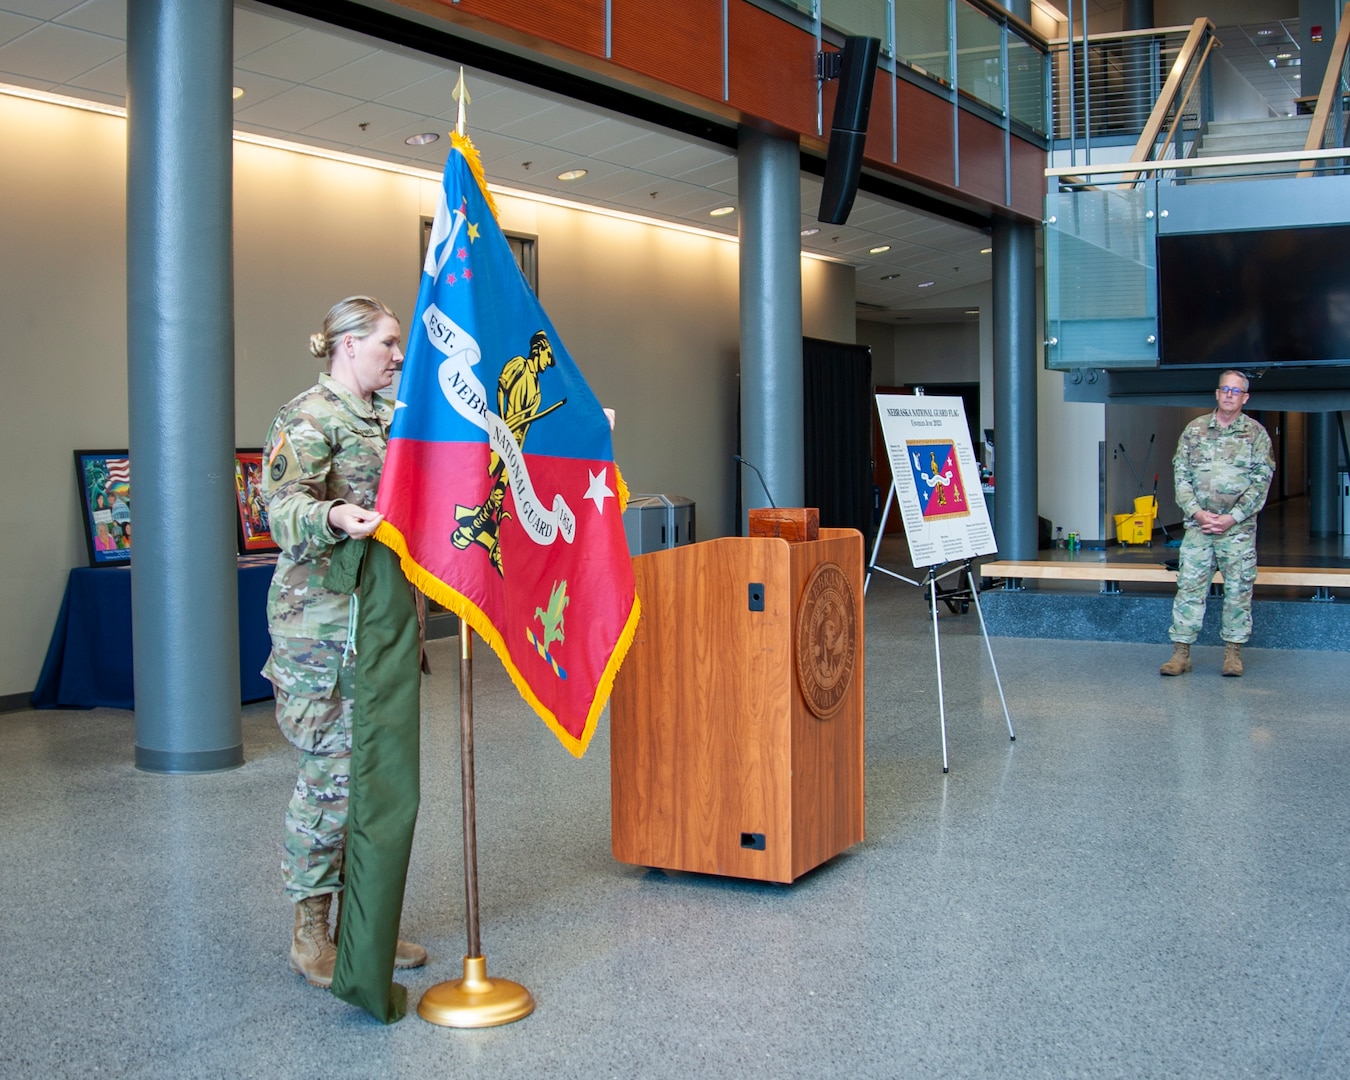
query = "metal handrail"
xmin=1119 ymin=18 xmax=1214 ymax=183
xmin=1047 ymin=145 xmax=1350 ymax=180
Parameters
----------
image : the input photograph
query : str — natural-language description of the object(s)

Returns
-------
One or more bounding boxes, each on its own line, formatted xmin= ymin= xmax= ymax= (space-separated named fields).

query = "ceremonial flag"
xmin=375 ymin=134 xmax=640 ymax=757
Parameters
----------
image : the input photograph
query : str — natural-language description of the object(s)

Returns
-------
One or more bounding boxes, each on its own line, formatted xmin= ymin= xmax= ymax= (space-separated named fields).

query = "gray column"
xmin=1300 ymin=0 xmax=1339 ymax=102
xmin=1309 ymin=411 xmax=1339 ymax=537
xmin=992 ymin=216 xmax=1038 ymax=559
xmin=1122 ymin=1 xmax=1155 ymax=133
xmin=738 ymin=126 xmax=804 ymax=525
xmin=127 ymin=0 xmax=241 ymax=772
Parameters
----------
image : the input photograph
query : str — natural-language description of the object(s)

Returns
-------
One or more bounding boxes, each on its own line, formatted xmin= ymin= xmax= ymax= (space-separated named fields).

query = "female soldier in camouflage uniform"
xmin=261 ymin=296 xmax=427 ymax=987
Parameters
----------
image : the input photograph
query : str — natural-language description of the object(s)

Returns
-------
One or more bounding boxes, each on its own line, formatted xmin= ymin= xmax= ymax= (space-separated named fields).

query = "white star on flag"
xmin=585 ymin=467 xmax=615 ymax=514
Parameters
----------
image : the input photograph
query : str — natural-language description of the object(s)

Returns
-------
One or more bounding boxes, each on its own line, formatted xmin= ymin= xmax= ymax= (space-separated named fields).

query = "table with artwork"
xmin=32 ymin=556 xmax=277 ymax=710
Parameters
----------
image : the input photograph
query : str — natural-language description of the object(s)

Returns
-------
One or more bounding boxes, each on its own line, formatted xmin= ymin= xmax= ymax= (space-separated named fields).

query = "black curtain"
xmin=803 ymin=337 xmax=874 ymax=545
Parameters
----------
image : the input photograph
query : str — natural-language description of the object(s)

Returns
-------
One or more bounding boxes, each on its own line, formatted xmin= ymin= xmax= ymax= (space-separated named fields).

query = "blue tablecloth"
xmin=32 ymin=559 xmax=276 ymax=709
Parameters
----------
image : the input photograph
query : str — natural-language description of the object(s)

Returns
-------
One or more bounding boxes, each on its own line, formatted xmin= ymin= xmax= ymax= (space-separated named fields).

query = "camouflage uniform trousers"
xmin=1168 ymin=524 xmax=1259 ymax=644
xmin=278 ymin=664 xmax=355 ymax=901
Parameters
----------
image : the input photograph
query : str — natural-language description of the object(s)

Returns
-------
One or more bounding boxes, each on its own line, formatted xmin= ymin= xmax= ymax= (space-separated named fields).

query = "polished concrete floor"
xmin=4 ymin=536 xmax=1350 ymax=1078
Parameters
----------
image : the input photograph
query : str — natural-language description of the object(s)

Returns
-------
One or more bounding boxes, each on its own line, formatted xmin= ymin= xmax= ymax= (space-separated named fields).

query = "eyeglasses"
xmin=1217 ymin=386 xmax=1247 ymax=396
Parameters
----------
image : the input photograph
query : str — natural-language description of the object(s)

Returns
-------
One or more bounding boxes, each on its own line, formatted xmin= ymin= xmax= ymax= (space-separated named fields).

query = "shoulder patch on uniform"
xmin=269 ymin=432 xmax=296 ymax=484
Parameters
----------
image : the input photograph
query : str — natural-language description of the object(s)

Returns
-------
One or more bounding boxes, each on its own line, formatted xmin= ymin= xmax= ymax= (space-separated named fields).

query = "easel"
xmin=867 ymin=477 xmax=1015 ymax=772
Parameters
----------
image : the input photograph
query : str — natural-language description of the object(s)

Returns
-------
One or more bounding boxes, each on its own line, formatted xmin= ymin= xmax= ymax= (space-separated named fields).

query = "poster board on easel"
xmin=874 ymin=394 xmax=996 ymax=567
xmin=871 ymin=394 xmax=1012 ymax=772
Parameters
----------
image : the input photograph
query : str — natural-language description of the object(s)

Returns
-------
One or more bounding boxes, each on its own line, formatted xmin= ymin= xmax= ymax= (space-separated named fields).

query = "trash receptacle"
xmin=623 ymin=495 xmax=695 ymax=556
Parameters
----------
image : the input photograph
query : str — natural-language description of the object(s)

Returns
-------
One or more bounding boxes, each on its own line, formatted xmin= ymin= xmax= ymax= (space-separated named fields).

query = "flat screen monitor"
xmin=1157 ymin=223 xmax=1350 ymax=368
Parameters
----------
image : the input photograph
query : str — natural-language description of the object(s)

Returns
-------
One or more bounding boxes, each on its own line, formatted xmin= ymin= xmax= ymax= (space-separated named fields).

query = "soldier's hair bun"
xmin=311 ymin=295 xmax=399 ymax=363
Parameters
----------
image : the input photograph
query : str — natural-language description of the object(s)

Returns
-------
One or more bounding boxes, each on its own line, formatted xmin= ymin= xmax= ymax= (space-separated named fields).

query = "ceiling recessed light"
xmin=710 ymin=206 xmax=735 ymax=217
xmin=557 ymin=168 xmax=587 ymax=181
xmin=917 ymin=281 xmax=935 ymax=288
xmin=869 ymin=244 xmax=891 ymax=254
xmin=980 ymin=247 xmax=992 ymax=254
xmin=801 ymin=227 xmax=820 ymax=236
xmin=232 ymin=86 xmax=245 ymax=100
xmin=965 ymin=309 xmax=980 ymax=315
xmin=404 ymin=132 xmax=439 ymax=146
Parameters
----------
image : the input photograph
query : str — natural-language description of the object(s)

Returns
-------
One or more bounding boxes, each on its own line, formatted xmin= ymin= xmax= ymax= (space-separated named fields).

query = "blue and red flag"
xmin=375 ymin=134 xmax=639 ymax=757
xmin=906 ymin=440 xmax=971 ymax=521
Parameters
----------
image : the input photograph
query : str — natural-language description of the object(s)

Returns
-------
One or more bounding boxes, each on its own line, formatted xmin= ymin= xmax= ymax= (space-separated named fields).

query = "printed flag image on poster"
xmin=875 ymin=394 xmax=996 ymax=568
xmin=906 ymin=441 xmax=971 ymax=522
xmin=375 ymin=133 xmax=639 ymax=758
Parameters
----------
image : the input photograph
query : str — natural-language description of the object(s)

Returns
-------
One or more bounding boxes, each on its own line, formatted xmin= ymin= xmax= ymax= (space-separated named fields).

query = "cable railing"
xmin=1048 ymin=21 xmax=1216 ymax=167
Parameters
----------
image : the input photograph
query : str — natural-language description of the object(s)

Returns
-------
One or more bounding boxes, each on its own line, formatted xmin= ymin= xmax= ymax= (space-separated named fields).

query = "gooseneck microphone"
xmin=734 ymin=454 xmax=777 ymax=509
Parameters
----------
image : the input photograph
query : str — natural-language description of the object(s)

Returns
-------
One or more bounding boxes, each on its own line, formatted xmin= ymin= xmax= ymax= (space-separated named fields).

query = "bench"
xmin=980 ymin=560 xmax=1350 ymax=600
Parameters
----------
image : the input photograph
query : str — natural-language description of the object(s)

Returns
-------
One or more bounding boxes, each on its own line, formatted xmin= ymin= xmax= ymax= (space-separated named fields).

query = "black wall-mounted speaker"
xmin=818 ymin=35 xmax=881 ymax=225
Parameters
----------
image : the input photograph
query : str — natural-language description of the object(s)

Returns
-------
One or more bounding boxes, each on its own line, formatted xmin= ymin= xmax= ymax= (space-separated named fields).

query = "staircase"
xmin=1192 ymin=115 xmax=1313 ymax=177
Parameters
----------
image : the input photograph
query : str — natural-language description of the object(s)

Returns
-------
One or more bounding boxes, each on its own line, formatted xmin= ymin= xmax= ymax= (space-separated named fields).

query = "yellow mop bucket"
xmin=1114 ymin=495 xmax=1157 ymax=545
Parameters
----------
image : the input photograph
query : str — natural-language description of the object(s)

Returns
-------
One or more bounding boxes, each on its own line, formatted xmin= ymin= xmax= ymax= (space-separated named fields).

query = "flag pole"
xmin=417 ymin=618 xmax=535 ymax=1027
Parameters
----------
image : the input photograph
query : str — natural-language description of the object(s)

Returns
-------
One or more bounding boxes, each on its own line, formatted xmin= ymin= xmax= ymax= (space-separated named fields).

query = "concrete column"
xmin=127 ymin=0 xmax=241 ymax=772
xmin=992 ymin=215 xmax=1038 ymax=558
xmin=1309 ymin=411 xmax=1340 ymax=537
xmin=738 ymin=126 xmax=804 ymax=526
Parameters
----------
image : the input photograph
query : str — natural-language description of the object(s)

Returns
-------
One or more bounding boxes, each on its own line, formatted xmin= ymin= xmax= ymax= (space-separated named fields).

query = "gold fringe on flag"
xmin=451 ymin=131 xmax=500 ymax=223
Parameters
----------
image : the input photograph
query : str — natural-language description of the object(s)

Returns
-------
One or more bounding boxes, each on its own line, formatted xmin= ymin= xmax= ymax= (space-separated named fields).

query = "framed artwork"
xmin=74 ymin=450 xmax=133 ymax=567
xmin=234 ymin=449 xmax=278 ymax=553
xmin=420 ymin=215 xmax=538 ymax=292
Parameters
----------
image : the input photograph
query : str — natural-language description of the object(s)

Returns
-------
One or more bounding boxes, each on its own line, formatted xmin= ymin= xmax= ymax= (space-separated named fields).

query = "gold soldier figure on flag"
xmin=452 ymin=330 xmax=562 ymax=572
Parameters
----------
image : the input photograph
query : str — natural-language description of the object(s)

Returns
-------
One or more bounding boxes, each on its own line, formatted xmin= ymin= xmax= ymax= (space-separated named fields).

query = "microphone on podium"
xmin=734 ymin=454 xmax=777 ymax=509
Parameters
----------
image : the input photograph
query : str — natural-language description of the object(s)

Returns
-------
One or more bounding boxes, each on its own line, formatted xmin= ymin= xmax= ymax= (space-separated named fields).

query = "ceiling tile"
xmin=0 ymin=11 xmax=39 ymax=47
xmin=64 ymin=50 xmax=120 ymax=95
xmin=233 ymin=83 xmax=363 ymax=130
xmin=230 ymin=68 xmax=294 ymax=111
xmin=309 ymin=48 xmax=444 ymax=101
xmin=372 ymin=66 xmax=466 ymax=118
xmin=234 ymin=6 xmax=300 ymax=60
xmin=55 ymin=0 xmax=123 ymax=38
xmin=299 ymin=100 xmax=425 ymax=145
xmin=235 ymin=26 xmax=375 ymax=83
xmin=0 ymin=0 xmax=83 ymax=17
xmin=0 ymin=20 xmax=120 ymax=81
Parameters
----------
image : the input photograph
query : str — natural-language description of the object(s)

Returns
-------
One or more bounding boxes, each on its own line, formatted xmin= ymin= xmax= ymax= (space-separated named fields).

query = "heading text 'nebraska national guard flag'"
xmin=375 ymin=134 xmax=640 ymax=757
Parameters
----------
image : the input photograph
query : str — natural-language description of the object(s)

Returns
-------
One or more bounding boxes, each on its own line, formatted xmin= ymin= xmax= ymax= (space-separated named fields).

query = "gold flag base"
xmin=417 ymin=955 xmax=535 ymax=1028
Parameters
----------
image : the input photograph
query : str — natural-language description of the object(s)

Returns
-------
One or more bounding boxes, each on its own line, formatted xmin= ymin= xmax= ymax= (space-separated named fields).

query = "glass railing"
xmin=894 ymin=0 xmax=950 ymax=84
xmin=763 ymin=0 xmax=1048 ymax=136
xmin=1044 ymin=184 xmax=1158 ymax=371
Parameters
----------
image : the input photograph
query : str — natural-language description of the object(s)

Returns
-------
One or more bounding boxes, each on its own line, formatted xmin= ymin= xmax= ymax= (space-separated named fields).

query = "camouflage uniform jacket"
xmin=261 ymin=374 xmax=393 ymax=692
xmin=1173 ymin=410 xmax=1274 ymax=532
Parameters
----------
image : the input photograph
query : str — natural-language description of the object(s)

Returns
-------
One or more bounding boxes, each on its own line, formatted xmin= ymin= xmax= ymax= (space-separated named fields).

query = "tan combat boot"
xmin=1222 ymin=642 xmax=1244 ymax=677
xmin=290 ymin=894 xmax=338 ymax=987
xmin=1160 ymin=642 xmax=1191 ymax=676
xmin=330 ymin=893 xmax=428 ymax=970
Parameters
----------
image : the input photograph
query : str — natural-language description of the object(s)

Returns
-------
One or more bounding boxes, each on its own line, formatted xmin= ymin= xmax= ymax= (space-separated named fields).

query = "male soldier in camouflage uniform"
xmin=262 ymin=300 xmax=426 ymax=987
xmin=1161 ymin=370 xmax=1274 ymax=677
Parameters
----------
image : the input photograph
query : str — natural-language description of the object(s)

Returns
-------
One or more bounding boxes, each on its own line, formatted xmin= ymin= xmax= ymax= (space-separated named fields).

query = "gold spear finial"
xmin=452 ymin=67 xmax=470 ymax=137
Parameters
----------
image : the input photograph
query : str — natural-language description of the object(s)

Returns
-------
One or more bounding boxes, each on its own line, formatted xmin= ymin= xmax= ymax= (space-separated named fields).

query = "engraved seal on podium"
xmin=795 ymin=561 xmax=857 ymax=720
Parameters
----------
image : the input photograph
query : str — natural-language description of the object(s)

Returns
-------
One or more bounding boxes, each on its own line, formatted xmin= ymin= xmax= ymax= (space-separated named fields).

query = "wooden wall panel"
xmin=1010 ymin=135 xmax=1046 ymax=219
xmin=863 ymin=66 xmax=894 ymax=164
xmin=726 ymin=0 xmax=819 ymax=138
xmin=610 ymin=0 xmax=724 ymax=103
xmin=422 ymin=0 xmax=606 ymax=59
xmin=956 ymin=108 xmax=1006 ymax=206
xmin=896 ymin=78 xmax=955 ymax=191
xmin=393 ymin=0 xmax=1041 ymax=221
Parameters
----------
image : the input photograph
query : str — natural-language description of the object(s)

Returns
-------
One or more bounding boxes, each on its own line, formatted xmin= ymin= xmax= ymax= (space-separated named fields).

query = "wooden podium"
xmin=610 ymin=524 xmax=865 ymax=883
